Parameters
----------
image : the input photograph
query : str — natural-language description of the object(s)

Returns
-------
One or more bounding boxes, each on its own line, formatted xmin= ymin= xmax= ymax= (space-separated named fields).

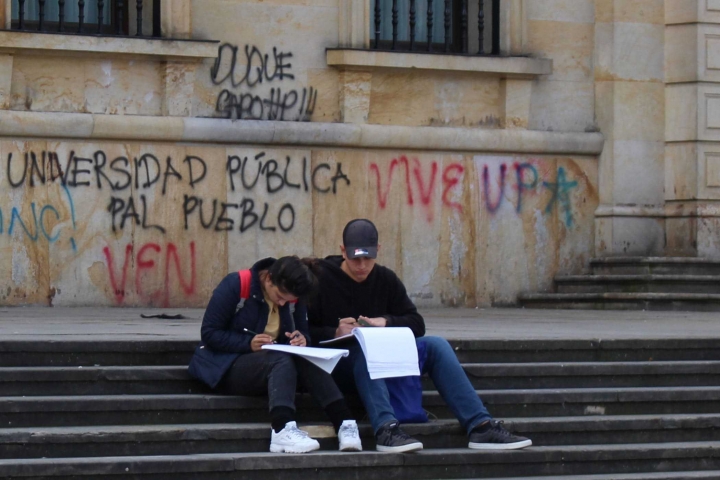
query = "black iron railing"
xmin=372 ymin=0 xmax=500 ymax=55
xmin=11 ymin=0 xmax=161 ymax=36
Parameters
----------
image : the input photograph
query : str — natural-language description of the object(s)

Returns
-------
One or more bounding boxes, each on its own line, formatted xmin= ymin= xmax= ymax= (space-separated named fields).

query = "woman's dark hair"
xmin=267 ymin=256 xmax=320 ymax=301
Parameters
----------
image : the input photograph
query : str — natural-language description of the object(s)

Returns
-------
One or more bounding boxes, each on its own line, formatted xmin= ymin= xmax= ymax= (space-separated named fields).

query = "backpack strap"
xmin=239 ymin=269 xmax=251 ymax=299
xmin=237 ymin=269 xmax=252 ymax=311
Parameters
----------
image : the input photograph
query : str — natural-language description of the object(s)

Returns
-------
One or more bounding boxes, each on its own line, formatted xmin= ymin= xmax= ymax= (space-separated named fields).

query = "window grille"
xmin=371 ymin=0 xmax=500 ymax=55
xmin=11 ymin=0 xmax=161 ymax=36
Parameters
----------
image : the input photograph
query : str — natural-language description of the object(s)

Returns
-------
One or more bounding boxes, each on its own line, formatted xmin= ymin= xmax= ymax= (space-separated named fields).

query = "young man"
xmin=308 ymin=219 xmax=532 ymax=453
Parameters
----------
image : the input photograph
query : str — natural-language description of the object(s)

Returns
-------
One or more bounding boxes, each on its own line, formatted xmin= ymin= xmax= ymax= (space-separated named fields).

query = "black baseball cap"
xmin=343 ymin=219 xmax=378 ymax=259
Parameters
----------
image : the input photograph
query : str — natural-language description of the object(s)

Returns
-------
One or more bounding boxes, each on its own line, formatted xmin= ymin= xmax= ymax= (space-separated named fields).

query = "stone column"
xmin=1 ymin=0 xmax=10 ymax=29
xmin=665 ymin=0 xmax=720 ymax=258
xmin=338 ymin=70 xmax=372 ymax=124
xmin=0 ymin=0 xmax=11 ymax=110
xmin=338 ymin=0 xmax=370 ymax=49
xmin=594 ymin=0 xmax=666 ymax=256
xmin=161 ymin=0 xmax=191 ymax=39
xmin=0 ymin=54 xmax=12 ymax=109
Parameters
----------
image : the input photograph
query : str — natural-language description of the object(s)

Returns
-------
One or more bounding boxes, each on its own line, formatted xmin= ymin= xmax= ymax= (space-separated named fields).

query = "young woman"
xmin=188 ymin=256 xmax=361 ymax=453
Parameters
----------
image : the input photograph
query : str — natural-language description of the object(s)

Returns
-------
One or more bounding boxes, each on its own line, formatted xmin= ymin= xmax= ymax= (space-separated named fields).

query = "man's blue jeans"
xmin=332 ymin=335 xmax=492 ymax=434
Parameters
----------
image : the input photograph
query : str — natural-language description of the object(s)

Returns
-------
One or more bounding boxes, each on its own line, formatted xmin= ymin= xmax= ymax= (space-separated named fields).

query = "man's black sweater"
xmin=307 ymin=255 xmax=426 ymax=345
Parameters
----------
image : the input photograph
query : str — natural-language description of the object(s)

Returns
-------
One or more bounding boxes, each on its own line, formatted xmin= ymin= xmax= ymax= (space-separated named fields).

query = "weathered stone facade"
xmin=2 ymin=0 xmax=703 ymax=308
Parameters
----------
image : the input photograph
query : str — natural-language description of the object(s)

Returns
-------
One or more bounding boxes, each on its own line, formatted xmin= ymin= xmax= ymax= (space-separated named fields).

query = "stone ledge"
xmin=326 ymin=48 xmax=552 ymax=78
xmin=0 ymin=30 xmax=218 ymax=61
xmin=0 ymin=111 xmax=604 ymax=155
xmin=520 ymin=292 xmax=720 ymax=302
xmin=590 ymin=257 xmax=720 ymax=265
xmin=595 ymin=205 xmax=666 ymax=218
xmin=596 ymin=203 xmax=720 ymax=218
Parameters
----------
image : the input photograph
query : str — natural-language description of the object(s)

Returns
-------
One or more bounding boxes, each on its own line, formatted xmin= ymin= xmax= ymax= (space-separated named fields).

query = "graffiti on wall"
xmin=1 ymin=149 xmax=350 ymax=241
xmin=1 ymin=148 xmax=589 ymax=306
xmin=211 ymin=44 xmax=318 ymax=121
xmin=103 ymin=241 xmax=196 ymax=306
xmin=370 ymin=156 xmax=580 ymax=227
xmin=370 ymin=156 xmax=465 ymax=223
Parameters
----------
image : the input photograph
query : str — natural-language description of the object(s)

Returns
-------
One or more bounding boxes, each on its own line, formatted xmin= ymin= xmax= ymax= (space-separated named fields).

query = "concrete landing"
xmin=0 ymin=307 xmax=717 ymax=341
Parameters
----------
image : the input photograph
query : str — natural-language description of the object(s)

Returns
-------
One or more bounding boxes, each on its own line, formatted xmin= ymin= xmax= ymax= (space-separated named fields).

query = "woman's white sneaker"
xmin=338 ymin=420 xmax=363 ymax=451
xmin=270 ymin=421 xmax=321 ymax=453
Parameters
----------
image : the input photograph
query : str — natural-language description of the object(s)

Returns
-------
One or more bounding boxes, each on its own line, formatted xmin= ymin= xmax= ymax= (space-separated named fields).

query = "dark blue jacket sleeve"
xmin=200 ymin=273 xmax=252 ymax=354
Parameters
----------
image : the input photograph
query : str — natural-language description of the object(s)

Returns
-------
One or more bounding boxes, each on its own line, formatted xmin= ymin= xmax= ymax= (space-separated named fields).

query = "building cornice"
xmin=0 ymin=110 xmax=604 ymax=155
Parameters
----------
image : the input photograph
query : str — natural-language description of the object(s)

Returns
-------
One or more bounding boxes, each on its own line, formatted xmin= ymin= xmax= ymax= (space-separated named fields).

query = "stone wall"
xmin=0 ymin=136 xmax=597 ymax=307
xmin=0 ymin=0 xmax=604 ymax=307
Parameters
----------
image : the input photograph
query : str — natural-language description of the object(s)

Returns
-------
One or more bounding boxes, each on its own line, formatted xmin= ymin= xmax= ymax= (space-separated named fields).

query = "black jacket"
xmin=188 ymin=257 xmax=310 ymax=388
xmin=307 ymin=255 xmax=425 ymax=345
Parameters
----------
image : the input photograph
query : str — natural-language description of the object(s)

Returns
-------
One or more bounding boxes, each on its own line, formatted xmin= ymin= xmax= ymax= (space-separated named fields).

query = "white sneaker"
xmin=338 ymin=420 xmax=362 ymax=452
xmin=270 ymin=421 xmax=321 ymax=453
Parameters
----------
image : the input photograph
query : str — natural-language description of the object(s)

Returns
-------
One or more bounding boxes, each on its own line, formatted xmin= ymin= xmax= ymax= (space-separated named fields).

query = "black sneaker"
xmin=468 ymin=420 xmax=532 ymax=450
xmin=375 ymin=421 xmax=423 ymax=453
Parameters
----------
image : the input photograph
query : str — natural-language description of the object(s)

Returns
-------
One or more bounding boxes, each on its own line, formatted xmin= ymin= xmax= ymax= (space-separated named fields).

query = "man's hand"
xmin=358 ymin=316 xmax=387 ymax=327
xmin=335 ymin=317 xmax=358 ymax=337
xmin=251 ymin=334 xmax=275 ymax=352
xmin=285 ymin=330 xmax=307 ymax=347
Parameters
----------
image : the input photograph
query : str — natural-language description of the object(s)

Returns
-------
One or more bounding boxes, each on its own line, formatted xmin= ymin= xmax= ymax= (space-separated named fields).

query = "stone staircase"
xmin=1 ymin=338 xmax=720 ymax=479
xmin=519 ymin=257 xmax=720 ymax=310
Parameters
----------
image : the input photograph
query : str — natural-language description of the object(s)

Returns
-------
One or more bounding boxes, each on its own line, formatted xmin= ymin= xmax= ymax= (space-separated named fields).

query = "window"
xmin=370 ymin=0 xmax=500 ymax=55
xmin=11 ymin=0 xmax=161 ymax=37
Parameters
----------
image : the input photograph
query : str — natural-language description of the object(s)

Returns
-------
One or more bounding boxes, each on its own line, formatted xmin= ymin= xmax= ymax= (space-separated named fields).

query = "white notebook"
xmin=320 ymin=327 xmax=419 ymax=380
xmin=261 ymin=345 xmax=349 ymax=374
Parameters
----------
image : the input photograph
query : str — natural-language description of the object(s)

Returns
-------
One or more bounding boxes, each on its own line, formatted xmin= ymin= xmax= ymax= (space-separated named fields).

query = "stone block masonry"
xmin=0 ymin=133 xmax=598 ymax=308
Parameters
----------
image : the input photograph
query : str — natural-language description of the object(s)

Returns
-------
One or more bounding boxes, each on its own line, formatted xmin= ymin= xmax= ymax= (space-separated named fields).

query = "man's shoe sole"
xmin=270 ymin=443 xmax=321 ymax=453
xmin=376 ymin=442 xmax=424 ymax=453
xmin=468 ymin=439 xmax=532 ymax=450
xmin=339 ymin=444 xmax=363 ymax=452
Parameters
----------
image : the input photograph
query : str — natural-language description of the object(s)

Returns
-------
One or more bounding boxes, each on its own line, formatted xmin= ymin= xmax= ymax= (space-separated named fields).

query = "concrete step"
xmin=517 ymin=293 xmax=720 ymax=311
xmin=451 ymin=339 xmax=720 ymax=363
xmin=0 ymin=340 xmax=196 ymax=367
xmin=555 ymin=275 xmax=720 ymax=294
xmin=2 ymin=387 xmax=720 ymax=428
xmin=2 ymin=360 xmax=718 ymax=397
xmin=472 ymin=472 xmax=720 ymax=480
xmin=0 ymin=366 xmax=209 ymax=396
xmin=591 ymin=257 xmax=720 ymax=276
xmin=456 ymin=361 xmax=720 ymax=389
xmin=449 ymin=386 xmax=720 ymax=419
xmin=5 ymin=338 xmax=720 ymax=367
xmin=0 ymin=442 xmax=719 ymax=479
xmin=2 ymin=414 xmax=719 ymax=459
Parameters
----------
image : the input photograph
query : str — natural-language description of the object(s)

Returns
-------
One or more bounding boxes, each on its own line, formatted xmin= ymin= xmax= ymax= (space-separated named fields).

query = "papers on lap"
xmin=318 ymin=333 xmax=355 ymax=345
xmin=320 ymin=327 xmax=419 ymax=380
xmin=261 ymin=345 xmax=349 ymax=374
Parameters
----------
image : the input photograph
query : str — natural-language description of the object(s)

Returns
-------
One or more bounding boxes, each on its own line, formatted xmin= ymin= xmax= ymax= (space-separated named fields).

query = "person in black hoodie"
xmin=188 ymin=256 xmax=361 ymax=453
xmin=308 ymin=219 xmax=532 ymax=453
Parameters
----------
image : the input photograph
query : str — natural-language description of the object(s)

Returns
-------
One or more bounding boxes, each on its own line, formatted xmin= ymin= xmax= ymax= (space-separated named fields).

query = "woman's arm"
xmin=200 ymin=273 xmax=253 ymax=353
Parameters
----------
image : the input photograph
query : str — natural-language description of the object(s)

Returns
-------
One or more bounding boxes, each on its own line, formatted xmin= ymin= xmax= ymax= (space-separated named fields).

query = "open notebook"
xmin=319 ymin=327 xmax=419 ymax=379
xmin=261 ymin=345 xmax=349 ymax=374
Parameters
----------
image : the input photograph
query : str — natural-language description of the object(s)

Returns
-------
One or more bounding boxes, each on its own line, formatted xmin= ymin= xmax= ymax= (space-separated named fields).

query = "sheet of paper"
xmin=261 ymin=345 xmax=349 ymax=373
xmin=318 ymin=333 xmax=355 ymax=346
xmin=352 ymin=327 xmax=419 ymax=379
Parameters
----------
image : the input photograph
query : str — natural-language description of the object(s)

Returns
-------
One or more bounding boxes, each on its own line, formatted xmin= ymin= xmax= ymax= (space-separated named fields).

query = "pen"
xmin=288 ymin=315 xmax=299 ymax=340
xmin=243 ymin=328 xmax=277 ymax=344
